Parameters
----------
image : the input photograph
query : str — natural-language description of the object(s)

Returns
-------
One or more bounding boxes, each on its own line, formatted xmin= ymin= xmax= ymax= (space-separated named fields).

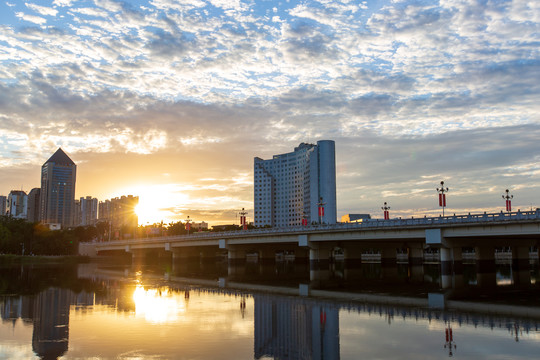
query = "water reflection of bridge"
xmin=78 ymin=264 xmax=540 ymax=331
xmin=2 ymin=264 xmax=539 ymax=360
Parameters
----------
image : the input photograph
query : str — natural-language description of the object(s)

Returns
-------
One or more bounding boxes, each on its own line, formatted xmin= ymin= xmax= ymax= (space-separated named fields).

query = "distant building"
xmin=0 ymin=195 xmax=6 ymax=215
xmin=99 ymin=196 xmax=138 ymax=239
xmin=79 ymin=196 xmax=98 ymax=226
xmin=254 ymin=140 xmax=337 ymax=227
xmin=27 ymin=188 xmax=41 ymax=223
xmin=98 ymin=200 xmax=111 ymax=222
xmin=341 ymin=214 xmax=371 ymax=223
xmin=192 ymin=221 xmax=208 ymax=231
xmin=40 ymin=148 xmax=77 ymax=228
xmin=7 ymin=190 xmax=28 ymax=219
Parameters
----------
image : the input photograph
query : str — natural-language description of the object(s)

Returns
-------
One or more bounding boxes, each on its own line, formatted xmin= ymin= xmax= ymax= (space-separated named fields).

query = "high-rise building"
xmin=27 ymin=188 xmax=41 ymax=223
xmin=80 ymin=196 xmax=98 ymax=226
xmin=254 ymin=140 xmax=336 ymax=227
xmin=98 ymin=196 xmax=138 ymax=239
xmin=40 ymin=148 xmax=77 ymax=228
xmin=0 ymin=195 xmax=6 ymax=215
xmin=7 ymin=190 xmax=28 ymax=219
xmin=98 ymin=200 xmax=111 ymax=222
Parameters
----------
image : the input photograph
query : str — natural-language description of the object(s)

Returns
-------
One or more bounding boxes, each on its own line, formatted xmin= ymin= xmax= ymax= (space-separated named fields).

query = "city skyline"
xmin=1 ymin=1 xmax=539 ymax=225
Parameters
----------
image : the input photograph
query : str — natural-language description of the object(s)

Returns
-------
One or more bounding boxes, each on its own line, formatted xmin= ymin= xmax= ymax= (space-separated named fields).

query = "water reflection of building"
xmin=254 ymin=294 xmax=340 ymax=360
xmin=32 ymin=288 xmax=72 ymax=359
xmin=0 ymin=288 xmax=95 ymax=360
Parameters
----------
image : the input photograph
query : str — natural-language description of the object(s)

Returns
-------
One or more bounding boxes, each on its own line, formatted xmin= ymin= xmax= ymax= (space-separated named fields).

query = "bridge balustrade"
xmin=97 ymin=209 xmax=540 ymax=244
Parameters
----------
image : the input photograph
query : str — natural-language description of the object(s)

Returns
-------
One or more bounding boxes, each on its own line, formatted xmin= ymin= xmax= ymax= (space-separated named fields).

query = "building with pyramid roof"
xmin=40 ymin=148 xmax=77 ymax=228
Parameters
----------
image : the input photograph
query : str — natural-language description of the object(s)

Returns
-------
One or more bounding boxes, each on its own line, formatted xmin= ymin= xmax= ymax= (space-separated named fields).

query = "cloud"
xmin=15 ymin=12 xmax=47 ymax=25
xmin=1 ymin=0 xmax=539 ymax=223
xmin=53 ymin=0 xmax=75 ymax=6
xmin=26 ymin=3 xmax=59 ymax=17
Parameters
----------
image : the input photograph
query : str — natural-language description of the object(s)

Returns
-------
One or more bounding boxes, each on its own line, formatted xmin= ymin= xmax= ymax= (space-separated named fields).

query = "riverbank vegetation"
xmin=0 ymin=216 xmax=80 ymax=256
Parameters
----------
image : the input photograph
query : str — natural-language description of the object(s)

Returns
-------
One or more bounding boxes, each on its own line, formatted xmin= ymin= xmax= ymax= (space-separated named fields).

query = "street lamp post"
xmin=302 ymin=211 xmax=308 ymax=226
xmin=317 ymin=197 xmax=326 ymax=224
xmin=185 ymin=216 xmax=191 ymax=235
xmin=382 ymin=202 xmax=390 ymax=220
xmin=502 ymin=189 xmax=513 ymax=213
xmin=239 ymin=208 xmax=248 ymax=230
xmin=436 ymin=181 xmax=449 ymax=216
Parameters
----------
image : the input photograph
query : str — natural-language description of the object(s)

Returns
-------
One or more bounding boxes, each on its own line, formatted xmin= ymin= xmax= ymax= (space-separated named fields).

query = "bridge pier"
xmin=475 ymin=245 xmax=496 ymax=287
xmin=172 ymin=248 xmax=199 ymax=262
xmin=512 ymin=246 xmax=531 ymax=286
xmin=309 ymin=246 xmax=331 ymax=283
xmin=380 ymin=247 xmax=398 ymax=279
xmin=440 ymin=247 xmax=464 ymax=288
xmin=409 ymin=246 xmax=424 ymax=281
xmin=343 ymin=247 xmax=363 ymax=278
xmin=259 ymin=249 xmax=275 ymax=265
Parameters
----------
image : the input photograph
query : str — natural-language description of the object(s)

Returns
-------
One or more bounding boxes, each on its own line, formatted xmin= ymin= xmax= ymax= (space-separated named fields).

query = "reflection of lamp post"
xmin=317 ymin=197 xmax=325 ymax=224
xmin=239 ymin=208 xmax=247 ymax=230
xmin=443 ymin=322 xmax=457 ymax=356
xmin=502 ymin=189 xmax=513 ymax=213
xmin=436 ymin=181 xmax=449 ymax=216
xmin=382 ymin=202 xmax=390 ymax=220
xmin=185 ymin=216 xmax=191 ymax=235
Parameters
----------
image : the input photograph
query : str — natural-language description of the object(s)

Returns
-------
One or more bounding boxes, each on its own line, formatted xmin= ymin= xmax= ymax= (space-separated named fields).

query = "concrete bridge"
xmin=80 ymin=209 xmax=540 ymax=285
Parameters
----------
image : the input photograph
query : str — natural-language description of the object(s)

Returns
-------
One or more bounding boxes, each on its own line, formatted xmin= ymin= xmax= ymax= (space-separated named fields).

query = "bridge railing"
xmin=96 ymin=209 xmax=540 ymax=245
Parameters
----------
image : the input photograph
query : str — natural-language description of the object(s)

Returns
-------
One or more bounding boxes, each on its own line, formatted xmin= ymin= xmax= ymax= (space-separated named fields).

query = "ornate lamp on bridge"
xmin=239 ymin=208 xmax=248 ymax=230
xmin=436 ymin=181 xmax=449 ymax=216
xmin=185 ymin=216 xmax=191 ymax=235
xmin=317 ymin=197 xmax=326 ymax=224
xmin=302 ymin=211 xmax=308 ymax=226
xmin=382 ymin=202 xmax=390 ymax=220
xmin=502 ymin=189 xmax=513 ymax=213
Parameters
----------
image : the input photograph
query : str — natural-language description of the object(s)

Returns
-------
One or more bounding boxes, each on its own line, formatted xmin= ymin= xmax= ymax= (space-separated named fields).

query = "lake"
xmin=1 ymin=259 xmax=539 ymax=359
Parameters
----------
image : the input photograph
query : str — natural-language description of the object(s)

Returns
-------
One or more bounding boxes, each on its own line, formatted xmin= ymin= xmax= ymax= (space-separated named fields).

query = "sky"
xmin=0 ymin=0 xmax=539 ymax=226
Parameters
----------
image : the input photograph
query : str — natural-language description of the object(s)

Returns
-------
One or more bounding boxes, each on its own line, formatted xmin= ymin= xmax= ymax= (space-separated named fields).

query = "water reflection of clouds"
xmin=340 ymin=310 xmax=540 ymax=359
xmin=0 ymin=343 xmax=35 ymax=360
xmin=67 ymin=289 xmax=254 ymax=359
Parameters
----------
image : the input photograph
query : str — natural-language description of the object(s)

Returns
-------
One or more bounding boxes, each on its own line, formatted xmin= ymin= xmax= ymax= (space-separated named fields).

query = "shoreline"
xmin=0 ymin=254 xmax=90 ymax=264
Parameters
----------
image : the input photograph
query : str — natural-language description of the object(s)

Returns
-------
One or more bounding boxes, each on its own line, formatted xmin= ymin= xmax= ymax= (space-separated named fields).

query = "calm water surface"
xmin=1 ymin=261 xmax=539 ymax=359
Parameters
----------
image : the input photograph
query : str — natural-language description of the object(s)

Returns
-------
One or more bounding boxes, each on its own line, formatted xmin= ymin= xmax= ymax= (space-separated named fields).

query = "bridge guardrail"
xmin=93 ymin=209 xmax=540 ymax=246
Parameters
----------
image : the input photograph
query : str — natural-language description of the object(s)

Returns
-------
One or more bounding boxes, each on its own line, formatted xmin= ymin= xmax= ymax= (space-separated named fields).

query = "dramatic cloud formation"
xmin=0 ymin=0 xmax=539 ymax=224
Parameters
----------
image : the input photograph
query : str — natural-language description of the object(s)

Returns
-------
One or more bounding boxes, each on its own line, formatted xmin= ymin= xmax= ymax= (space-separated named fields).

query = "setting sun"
xmin=128 ymin=184 xmax=190 ymax=225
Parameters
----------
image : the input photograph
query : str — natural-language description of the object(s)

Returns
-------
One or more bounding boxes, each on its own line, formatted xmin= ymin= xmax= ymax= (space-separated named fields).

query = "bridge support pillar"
xmin=227 ymin=248 xmax=246 ymax=276
xmin=408 ymin=246 xmax=424 ymax=281
xmin=380 ymin=247 xmax=398 ymax=278
xmin=310 ymin=247 xmax=330 ymax=283
xmin=259 ymin=249 xmax=275 ymax=265
xmin=408 ymin=246 xmax=424 ymax=266
xmin=343 ymin=247 xmax=363 ymax=278
xmin=440 ymin=247 xmax=464 ymax=289
xmin=172 ymin=248 xmax=199 ymax=262
xmin=200 ymin=249 xmax=216 ymax=262
xmin=475 ymin=245 xmax=496 ymax=287
xmin=512 ymin=246 xmax=531 ymax=286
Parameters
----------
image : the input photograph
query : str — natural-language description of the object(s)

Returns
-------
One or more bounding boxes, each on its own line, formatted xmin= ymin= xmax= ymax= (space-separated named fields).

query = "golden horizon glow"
xmin=129 ymin=184 xmax=190 ymax=225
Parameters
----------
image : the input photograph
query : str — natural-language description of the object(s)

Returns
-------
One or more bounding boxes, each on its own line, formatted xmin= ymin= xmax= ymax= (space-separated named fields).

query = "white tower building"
xmin=254 ymin=140 xmax=336 ymax=227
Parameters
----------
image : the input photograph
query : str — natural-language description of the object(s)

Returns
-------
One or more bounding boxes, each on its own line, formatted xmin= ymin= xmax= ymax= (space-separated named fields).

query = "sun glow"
xmin=132 ymin=284 xmax=186 ymax=324
xmin=128 ymin=184 xmax=190 ymax=225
